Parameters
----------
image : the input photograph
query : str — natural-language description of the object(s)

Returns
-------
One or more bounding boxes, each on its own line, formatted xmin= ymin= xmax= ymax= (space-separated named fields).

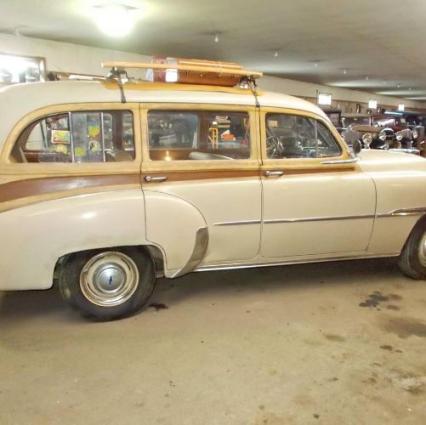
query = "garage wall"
xmin=0 ymin=33 xmax=425 ymax=111
xmin=0 ymin=33 xmax=150 ymax=78
xmin=259 ymin=76 xmax=426 ymax=112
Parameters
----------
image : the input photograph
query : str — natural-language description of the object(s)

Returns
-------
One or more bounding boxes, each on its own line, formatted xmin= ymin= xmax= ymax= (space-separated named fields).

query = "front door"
xmin=260 ymin=109 xmax=376 ymax=259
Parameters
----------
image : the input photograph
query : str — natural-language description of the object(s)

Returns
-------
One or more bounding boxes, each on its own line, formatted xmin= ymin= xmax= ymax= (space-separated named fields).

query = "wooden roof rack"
xmin=101 ymin=58 xmax=263 ymax=87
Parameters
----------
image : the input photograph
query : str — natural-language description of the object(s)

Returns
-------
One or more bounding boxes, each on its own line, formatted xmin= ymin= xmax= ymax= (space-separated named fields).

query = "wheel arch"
xmin=54 ymin=244 xmax=166 ymax=283
xmin=399 ymin=213 xmax=426 ymax=255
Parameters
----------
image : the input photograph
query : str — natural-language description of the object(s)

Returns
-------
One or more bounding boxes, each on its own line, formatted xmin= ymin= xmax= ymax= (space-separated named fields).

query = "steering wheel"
xmin=266 ymin=135 xmax=284 ymax=158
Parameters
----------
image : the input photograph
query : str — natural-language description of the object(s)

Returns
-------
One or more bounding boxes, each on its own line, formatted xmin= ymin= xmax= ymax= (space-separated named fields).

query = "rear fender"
xmin=143 ymin=190 xmax=208 ymax=277
xmin=0 ymin=189 xmax=148 ymax=290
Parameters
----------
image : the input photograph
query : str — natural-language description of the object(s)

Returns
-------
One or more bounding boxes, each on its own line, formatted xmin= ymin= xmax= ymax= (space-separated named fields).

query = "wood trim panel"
xmin=0 ymin=174 xmax=140 ymax=204
xmin=142 ymin=169 xmax=260 ymax=183
xmin=140 ymin=167 xmax=354 ymax=183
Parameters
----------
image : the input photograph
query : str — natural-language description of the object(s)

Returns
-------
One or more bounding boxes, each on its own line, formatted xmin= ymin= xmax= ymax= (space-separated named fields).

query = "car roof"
xmin=0 ymin=80 xmax=329 ymax=149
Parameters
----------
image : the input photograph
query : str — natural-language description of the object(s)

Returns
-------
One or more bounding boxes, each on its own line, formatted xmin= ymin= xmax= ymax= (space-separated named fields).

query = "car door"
xmin=260 ymin=108 xmax=376 ymax=259
xmin=140 ymin=103 xmax=262 ymax=271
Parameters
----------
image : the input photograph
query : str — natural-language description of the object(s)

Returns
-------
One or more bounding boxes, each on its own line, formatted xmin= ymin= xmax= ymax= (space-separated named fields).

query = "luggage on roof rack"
xmin=102 ymin=58 xmax=262 ymax=87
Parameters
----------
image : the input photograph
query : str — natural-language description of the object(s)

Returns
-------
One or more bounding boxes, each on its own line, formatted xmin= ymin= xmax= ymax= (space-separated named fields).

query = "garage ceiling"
xmin=0 ymin=0 xmax=425 ymax=100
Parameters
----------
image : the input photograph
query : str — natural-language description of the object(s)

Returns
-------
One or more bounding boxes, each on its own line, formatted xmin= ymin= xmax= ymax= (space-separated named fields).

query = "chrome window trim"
xmin=320 ymin=158 xmax=359 ymax=165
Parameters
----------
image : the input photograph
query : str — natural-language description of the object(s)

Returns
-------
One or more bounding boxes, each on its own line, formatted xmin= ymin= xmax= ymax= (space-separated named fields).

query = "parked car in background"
xmin=342 ymin=113 xmax=421 ymax=155
xmin=377 ymin=112 xmax=425 ymax=155
xmin=341 ymin=113 xmax=390 ymax=148
xmin=0 ymin=60 xmax=425 ymax=320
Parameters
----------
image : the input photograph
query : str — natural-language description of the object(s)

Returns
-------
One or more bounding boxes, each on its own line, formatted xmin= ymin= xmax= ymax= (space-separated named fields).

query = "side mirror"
xmin=352 ymin=139 xmax=362 ymax=155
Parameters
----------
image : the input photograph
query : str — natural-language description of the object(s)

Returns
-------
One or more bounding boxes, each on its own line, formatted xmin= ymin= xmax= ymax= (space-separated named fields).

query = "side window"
xmin=266 ymin=113 xmax=341 ymax=159
xmin=147 ymin=110 xmax=250 ymax=161
xmin=12 ymin=110 xmax=135 ymax=163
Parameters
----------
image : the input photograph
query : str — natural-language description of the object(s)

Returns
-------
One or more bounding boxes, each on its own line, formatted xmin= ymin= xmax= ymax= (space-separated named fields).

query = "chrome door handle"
xmin=264 ymin=170 xmax=284 ymax=177
xmin=144 ymin=175 xmax=168 ymax=183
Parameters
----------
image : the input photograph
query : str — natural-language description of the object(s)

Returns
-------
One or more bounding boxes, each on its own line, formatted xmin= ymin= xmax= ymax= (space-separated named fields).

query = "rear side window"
xmin=12 ymin=110 xmax=135 ymax=163
xmin=147 ymin=110 xmax=250 ymax=161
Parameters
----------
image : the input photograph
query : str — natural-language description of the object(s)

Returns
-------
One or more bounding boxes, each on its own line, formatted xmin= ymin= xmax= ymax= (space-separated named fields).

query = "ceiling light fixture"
xmin=94 ymin=3 xmax=139 ymax=38
xmin=343 ymin=69 xmax=347 ymax=75
xmin=318 ymin=93 xmax=332 ymax=106
xmin=274 ymin=51 xmax=279 ymax=58
xmin=214 ymin=33 xmax=220 ymax=43
xmin=165 ymin=68 xmax=178 ymax=83
xmin=368 ymin=100 xmax=378 ymax=109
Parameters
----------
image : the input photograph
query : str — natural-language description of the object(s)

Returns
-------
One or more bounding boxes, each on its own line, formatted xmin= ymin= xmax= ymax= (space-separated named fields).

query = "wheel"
xmin=58 ymin=247 xmax=155 ymax=320
xmin=398 ymin=220 xmax=426 ymax=280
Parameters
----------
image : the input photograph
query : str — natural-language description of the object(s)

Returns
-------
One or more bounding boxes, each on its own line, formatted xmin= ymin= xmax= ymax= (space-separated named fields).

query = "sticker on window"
xmin=51 ymin=130 xmax=71 ymax=144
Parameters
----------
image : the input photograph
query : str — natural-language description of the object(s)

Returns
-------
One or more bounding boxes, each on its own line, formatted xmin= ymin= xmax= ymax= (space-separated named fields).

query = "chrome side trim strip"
xmin=264 ymin=214 xmax=375 ymax=224
xmin=391 ymin=207 xmax=426 ymax=217
xmin=320 ymin=158 xmax=359 ymax=165
xmin=215 ymin=209 xmax=425 ymax=227
xmin=214 ymin=219 xmax=262 ymax=226
xmin=377 ymin=207 xmax=426 ymax=218
xmin=195 ymin=253 xmax=399 ymax=273
xmin=263 ymin=208 xmax=426 ymax=224
xmin=171 ymin=227 xmax=209 ymax=278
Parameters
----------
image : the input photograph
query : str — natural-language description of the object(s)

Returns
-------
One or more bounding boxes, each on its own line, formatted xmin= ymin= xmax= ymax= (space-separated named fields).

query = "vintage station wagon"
xmin=0 ymin=60 xmax=425 ymax=320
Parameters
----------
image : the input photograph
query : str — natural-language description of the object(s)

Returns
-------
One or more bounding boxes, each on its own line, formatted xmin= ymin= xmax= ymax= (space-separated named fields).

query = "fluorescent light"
xmin=165 ymin=69 xmax=178 ymax=83
xmin=398 ymin=104 xmax=405 ymax=112
xmin=0 ymin=54 xmax=43 ymax=83
xmin=94 ymin=4 xmax=138 ymax=37
xmin=318 ymin=93 xmax=332 ymax=106
xmin=368 ymin=100 xmax=378 ymax=109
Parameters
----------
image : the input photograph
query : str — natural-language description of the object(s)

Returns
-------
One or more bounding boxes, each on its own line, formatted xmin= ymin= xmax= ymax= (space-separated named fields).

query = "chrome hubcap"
xmin=419 ymin=233 xmax=426 ymax=267
xmin=80 ymin=252 xmax=139 ymax=307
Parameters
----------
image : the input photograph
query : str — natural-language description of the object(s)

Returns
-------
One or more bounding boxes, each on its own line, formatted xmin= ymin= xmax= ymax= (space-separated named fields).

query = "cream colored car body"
xmin=0 ymin=81 xmax=425 ymax=291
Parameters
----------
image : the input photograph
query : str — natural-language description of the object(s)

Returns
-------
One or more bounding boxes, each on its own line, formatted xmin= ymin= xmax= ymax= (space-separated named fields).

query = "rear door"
xmin=140 ymin=103 xmax=262 ymax=269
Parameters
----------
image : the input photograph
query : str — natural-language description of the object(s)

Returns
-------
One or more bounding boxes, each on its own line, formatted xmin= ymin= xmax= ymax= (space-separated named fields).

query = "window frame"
xmin=140 ymin=103 xmax=260 ymax=172
xmin=1 ymin=103 xmax=142 ymax=175
xmin=260 ymin=108 xmax=354 ymax=171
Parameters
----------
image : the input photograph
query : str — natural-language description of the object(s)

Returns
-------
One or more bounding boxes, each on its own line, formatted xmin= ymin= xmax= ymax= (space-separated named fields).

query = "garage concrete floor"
xmin=0 ymin=259 xmax=425 ymax=425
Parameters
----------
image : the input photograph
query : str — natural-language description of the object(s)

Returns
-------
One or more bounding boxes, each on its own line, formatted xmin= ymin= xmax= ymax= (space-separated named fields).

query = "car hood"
xmin=358 ymin=148 xmax=425 ymax=173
